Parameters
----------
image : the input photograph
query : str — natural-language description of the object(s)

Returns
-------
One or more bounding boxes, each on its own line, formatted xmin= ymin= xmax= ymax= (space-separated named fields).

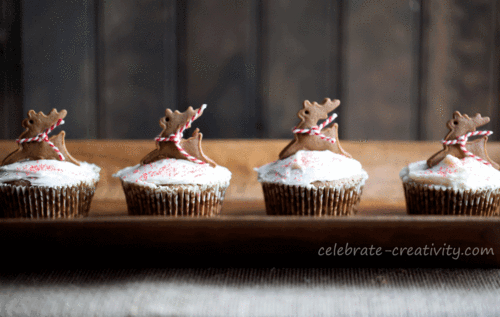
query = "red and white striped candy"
xmin=292 ymin=113 xmax=338 ymax=144
xmin=155 ymin=104 xmax=207 ymax=165
xmin=16 ymin=118 xmax=65 ymax=161
xmin=441 ymin=130 xmax=493 ymax=166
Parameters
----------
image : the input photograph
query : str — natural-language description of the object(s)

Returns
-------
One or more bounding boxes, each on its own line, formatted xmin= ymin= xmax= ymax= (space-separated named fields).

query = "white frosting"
xmin=399 ymin=155 xmax=500 ymax=190
xmin=113 ymin=158 xmax=232 ymax=188
xmin=0 ymin=160 xmax=100 ymax=187
xmin=254 ymin=150 xmax=368 ymax=187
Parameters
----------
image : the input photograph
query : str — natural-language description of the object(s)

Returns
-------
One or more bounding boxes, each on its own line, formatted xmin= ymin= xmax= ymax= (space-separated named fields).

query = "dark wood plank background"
xmin=1 ymin=0 xmax=499 ymax=140
xmin=420 ymin=0 xmax=500 ymax=140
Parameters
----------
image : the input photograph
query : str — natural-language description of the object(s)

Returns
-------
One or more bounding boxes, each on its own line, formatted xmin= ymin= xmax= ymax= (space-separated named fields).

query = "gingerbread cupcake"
xmin=0 ymin=109 xmax=100 ymax=218
xmin=400 ymin=111 xmax=500 ymax=216
xmin=113 ymin=104 xmax=231 ymax=216
xmin=255 ymin=98 xmax=368 ymax=216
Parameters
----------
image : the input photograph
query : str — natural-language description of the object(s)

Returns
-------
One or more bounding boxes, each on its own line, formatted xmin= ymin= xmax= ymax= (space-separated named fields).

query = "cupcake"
xmin=0 ymin=109 xmax=100 ymax=218
xmin=400 ymin=111 xmax=500 ymax=216
xmin=113 ymin=104 xmax=231 ymax=216
xmin=255 ymin=98 xmax=368 ymax=216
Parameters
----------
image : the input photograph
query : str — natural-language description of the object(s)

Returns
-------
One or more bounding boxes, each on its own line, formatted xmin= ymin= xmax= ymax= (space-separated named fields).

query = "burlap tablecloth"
xmin=1 ymin=268 xmax=499 ymax=316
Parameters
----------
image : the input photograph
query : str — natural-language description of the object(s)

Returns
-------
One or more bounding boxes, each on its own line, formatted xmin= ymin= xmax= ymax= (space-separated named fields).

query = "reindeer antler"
xmin=295 ymin=98 xmax=340 ymax=129
xmin=18 ymin=109 xmax=67 ymax=140
xmin=1 ymin=109 xmax=80 ymax=166
xmin=279 ymin=98 xmax=350 ymax=159
xmin=427 ymin=111 xmax=498 ymax=169
xmin=140 ymin=105 xmax=216 ymax=167
xmin=444 ymin=111 xmax=490 ymax=141
xmin=158 ymin=107 xmax=198 ymax=138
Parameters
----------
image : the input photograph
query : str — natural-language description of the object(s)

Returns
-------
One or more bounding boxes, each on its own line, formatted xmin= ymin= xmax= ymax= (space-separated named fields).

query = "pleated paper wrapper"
xmin=261 ymin=178 xmax=365 ymax=216
xmin=0 ymin=181 xmax=98 ymax=218
xmin=403 ymin=181 xmax=500 ymax=216
xmin=121 ymin=181 xmax=228 ymax=217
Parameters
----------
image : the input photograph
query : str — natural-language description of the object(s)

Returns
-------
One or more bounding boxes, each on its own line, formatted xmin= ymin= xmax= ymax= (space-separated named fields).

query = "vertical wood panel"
xmin=262 ymin=0 xmax=341 ymax=139
xmin=7 ymin=0 xmax=500 ymax=141
xmin=343 ymin=0 xmax=418 ymax=140
xmin=489 ymin=1 xmax=500 ymax=136
xmin=181 ymin=0 xmax=260 ymax=139
xmin=0 ymin=0 xmax=23 ymax=139
xmin=100 ymin=0 xmax=177 ymax=139
xmin=21 ymin=0 xmax=96 ymax=139
xmin=497 ymin=1 xmax=500 ymax=131
xmin=420 ymin=0 xmax=500 ymax=140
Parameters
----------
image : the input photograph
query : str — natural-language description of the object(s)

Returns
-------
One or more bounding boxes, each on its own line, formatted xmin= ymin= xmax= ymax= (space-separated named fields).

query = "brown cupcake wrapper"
xmin=403 ymin=181 xmax=500 ymax=216
xmin=261 ymin=181 xmax=364 ymax=216
xmin=121 ymin=181 xmax=228 ymax=216
xmin=0 ymin=181 xmax=98 ymax=219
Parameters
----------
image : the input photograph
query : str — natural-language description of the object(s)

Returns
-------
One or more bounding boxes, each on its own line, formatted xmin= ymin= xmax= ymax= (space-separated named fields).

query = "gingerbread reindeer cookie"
xmin=1 ymin=109 xmax=79 ymax=166
xmin=140 ymin=104 xmax=216 ymax=167
xmin=279 ymin=98 xmax=351 ymax=160
xmin=427 ymin=111 xmax=499 ymax=170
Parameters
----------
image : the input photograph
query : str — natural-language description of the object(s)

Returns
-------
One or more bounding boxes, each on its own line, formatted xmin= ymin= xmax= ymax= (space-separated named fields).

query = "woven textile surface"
xmin=1 ymin=268 xmax=499 ymax=316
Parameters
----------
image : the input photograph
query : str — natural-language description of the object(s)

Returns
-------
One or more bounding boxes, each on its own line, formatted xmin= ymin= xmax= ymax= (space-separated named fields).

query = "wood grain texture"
xmin=0 ymin=0 xmax=23 ymax=139
xmin=1 ymin=211 xmax=499 ymax=267
xmin=420 ymin=0 xmax=500 ymax=140
xmin=3 ymin=140 xmax=500 ymax=209
xmin=343 ymin=0 xmax=418 ymax=140
xmin=5 ymin=0 xmax=499 ymax=143
xmin=89 ymin=199 xmax=405 ymax=217
xmin=179 ymin=0 xmax=260 ymax=138
xmin=99 ymin=0 xmax=177 ymax=138
xmin=21 ymin=0 xmax=97 ymax=139
xmin=2 ymin=140 xmax=500 ymax=267
xmin=262 ymin=0 xmax=341 ymax=138
xmin=494 ymin=0 xmax=500 ymax=135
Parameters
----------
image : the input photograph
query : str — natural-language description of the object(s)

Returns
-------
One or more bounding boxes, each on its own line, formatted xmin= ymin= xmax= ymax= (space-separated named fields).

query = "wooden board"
xmin=1 ymin=200 xmax=499 ymax=268
xmin=2 ymin=140 xmax=500 ymax=267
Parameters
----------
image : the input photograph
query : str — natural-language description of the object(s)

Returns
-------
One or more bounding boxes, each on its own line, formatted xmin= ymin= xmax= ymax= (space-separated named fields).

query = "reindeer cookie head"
xmin=444 ymin=111 xmax=490 ymax=141
xmin=427 ymin=111 xmax=499 ymax=169
xmin=296 ymin=99 xmax=340 ymax=129
xmin=158 ymin=107 xmax=199 ymax=138
xmin=20 ymin=109 xmax=67 ymax=139
xmin=140 ymin=105 xmax=216 ymax=167
xmin=1 ymin=109 xmax=79 ymax=166
xmin=279 ymin=98 xmax=351 ymax=159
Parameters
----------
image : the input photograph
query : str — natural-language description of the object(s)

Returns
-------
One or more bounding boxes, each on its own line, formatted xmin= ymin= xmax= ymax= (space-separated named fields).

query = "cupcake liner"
xmin=121 ymin=181 xmax=228 ymax=216
xmin=0 ymin=181 xmax=98 ymax=219
xmin=403 ymin=181 xmax=500 ymax=216
xmin=261 ymin=180 xmax=364 ymax=216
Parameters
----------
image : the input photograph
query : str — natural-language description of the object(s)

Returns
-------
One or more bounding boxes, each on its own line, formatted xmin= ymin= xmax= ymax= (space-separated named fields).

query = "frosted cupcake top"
xmin=399 ymin=154 xmax=500 ymax=190
xmin=401 ymin=111 xmax=500 ymax=190
xmin=0 ymin=109 xmax=100 ymax=188
xmin=255 ymin=150 xmax=368 ymax=187
xmin=113 ymin=158 xmax=231 ymax=188
xmin=0 ymin=160 xmax=100 ymax=187
xmin=255 ymin=99 xmax=368 ymax=187
xmin=113 ymin=105 xmax=231 ymax=189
